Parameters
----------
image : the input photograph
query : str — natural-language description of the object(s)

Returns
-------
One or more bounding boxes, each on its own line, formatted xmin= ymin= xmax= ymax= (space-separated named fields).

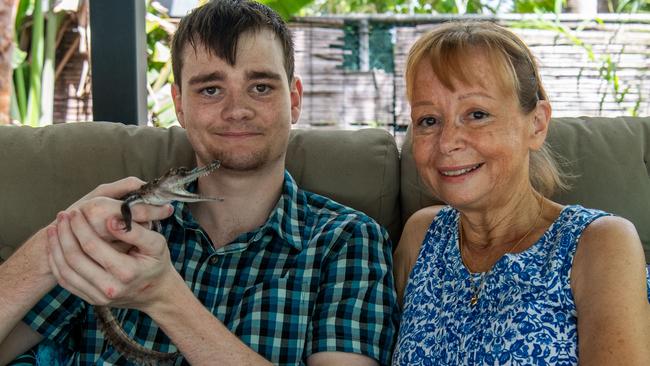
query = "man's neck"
xmin=189 ymin=166 xmax=285 ymax=249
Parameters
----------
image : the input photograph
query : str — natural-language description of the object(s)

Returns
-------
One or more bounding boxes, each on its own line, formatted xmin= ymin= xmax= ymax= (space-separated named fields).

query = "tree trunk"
xmin=0 ymin=0 xmax=16 ymax=125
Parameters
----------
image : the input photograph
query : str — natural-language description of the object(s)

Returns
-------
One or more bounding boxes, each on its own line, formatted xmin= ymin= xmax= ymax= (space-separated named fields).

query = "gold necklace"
xmin=459 ymin=193 xmax=544 ymax=306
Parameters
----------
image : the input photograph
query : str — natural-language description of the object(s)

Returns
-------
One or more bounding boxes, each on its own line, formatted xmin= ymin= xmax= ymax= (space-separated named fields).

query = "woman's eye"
xmin=470 ymin=111 xmax=489 ymax=120
xmin=418 ymin=116 xmax=438 ymax=127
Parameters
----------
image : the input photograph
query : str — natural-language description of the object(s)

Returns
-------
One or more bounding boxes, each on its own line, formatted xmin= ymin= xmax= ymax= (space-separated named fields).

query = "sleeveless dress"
xmin=393 ymin=205 xmax=650 ymax=365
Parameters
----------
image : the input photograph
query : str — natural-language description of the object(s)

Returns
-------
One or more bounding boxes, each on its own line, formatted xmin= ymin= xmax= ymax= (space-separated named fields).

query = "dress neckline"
xmin=451 ymin=204 xmax=573 ymax=275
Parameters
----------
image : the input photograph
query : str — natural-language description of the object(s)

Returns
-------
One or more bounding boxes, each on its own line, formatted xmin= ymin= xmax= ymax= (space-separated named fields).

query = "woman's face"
xmin=409 ymin=52 xmax=547 ymax=211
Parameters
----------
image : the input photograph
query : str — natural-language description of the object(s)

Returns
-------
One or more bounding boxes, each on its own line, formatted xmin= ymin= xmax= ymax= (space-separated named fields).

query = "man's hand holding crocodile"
xmin=45 ymin=161 xmax=223 ymax=364
xmin=0 ymin=177 xmax=174 ymax=365
xmin=47 ymin=198 xmax=181 ymax=365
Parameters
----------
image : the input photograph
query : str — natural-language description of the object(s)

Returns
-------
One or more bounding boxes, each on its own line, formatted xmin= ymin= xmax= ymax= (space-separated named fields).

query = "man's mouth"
xmin=439 ymin=163 xmax=484 ymax=177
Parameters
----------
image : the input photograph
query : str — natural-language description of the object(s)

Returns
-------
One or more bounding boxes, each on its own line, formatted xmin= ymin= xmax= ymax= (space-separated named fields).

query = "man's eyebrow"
xmin=246 ymin=70 xmax=283 ymax=81
xmin=187 ymin=71 xmax=225 ymax=86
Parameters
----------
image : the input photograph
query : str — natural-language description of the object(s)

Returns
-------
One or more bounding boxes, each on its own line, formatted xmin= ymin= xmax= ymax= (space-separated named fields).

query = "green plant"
xmin=146 ymin=0 xmax=178 ymax=128
xmin=258 ymin=0 xmax=314 ymax=19
xmin=11 ymin=0 xmax=64 ymax=126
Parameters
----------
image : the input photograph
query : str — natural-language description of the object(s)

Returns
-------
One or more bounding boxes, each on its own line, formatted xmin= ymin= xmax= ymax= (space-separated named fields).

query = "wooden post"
xmin=89 ymin=0 xmax=147 ymax=125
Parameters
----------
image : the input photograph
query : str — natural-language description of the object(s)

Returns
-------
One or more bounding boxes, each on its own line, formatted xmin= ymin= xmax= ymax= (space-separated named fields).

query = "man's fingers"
xmin=128 ymin=203 xmax=175 ymax=224
xmin=108 ymin=217 xmax=169 ymax=259
xmin=80 ymin=197 xmax=173 ymax=226
xmin=87 ymin=176 xmax=146 ymax=199
xmin=74 ymin=197 xmax=173 ymax=242
xmin=67 ymin=210 xmax=138 ymax=285
xmin=47 ymin=220 xmax=111 ymax=304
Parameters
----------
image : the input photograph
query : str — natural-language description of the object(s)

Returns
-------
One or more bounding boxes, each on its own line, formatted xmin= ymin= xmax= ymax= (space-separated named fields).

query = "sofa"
xmin=0 ymin=117 xmax=649 ymax=264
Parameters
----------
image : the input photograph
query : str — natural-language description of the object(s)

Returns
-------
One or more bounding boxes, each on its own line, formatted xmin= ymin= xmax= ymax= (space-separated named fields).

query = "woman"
xmin=392 ymin=21 xmax=650 ymax=365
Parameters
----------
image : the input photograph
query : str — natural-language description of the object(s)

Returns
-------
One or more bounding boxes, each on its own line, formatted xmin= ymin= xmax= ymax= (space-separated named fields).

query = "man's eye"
xmin=201 ymin=87 xmax=219 ymax=96
xmin=253 ymin=84 xmax=271 ymax=93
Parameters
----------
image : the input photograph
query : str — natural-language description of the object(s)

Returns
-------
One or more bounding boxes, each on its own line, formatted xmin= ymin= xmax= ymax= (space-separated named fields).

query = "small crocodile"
xmin=96 ymin=160 xmax=222 ymax=365
xmin=120 ymin=160 xmax=222 ymax=231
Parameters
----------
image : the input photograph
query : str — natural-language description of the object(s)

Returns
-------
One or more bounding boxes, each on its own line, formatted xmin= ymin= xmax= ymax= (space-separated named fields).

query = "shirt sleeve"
xmin=306 ymin=217 xmax=399 ymax=365
xmin=22 ymin=284 xmax=86 ymax=350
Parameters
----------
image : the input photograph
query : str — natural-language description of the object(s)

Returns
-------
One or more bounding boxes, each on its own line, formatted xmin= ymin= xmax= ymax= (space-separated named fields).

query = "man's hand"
xmin=65 ymin=177 xmax=171 ymax=241
xmin=46 ymin=177 xmax=177 ymax=310
xmin=0 ymin=177 xmax=173 ymax=362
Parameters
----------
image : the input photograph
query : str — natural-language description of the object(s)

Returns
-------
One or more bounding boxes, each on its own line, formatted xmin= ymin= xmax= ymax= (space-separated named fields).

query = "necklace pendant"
xmin=470 ymin=294 xmax=479 ymax=306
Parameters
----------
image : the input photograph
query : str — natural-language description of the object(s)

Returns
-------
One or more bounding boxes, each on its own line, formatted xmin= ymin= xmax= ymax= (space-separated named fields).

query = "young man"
xmin=0 ymin=1 xmax=398 ymax=365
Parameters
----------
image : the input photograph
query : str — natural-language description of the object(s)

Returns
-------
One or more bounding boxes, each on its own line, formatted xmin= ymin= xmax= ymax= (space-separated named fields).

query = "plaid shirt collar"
xmin=170 ymin=170 xmax=304 ymax=251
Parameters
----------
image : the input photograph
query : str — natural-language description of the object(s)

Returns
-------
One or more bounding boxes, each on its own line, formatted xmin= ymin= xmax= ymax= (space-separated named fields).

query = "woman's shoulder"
xmin=575 ymin=215 xmax=643 ymax=268
xmin=393 ymin=205 xmax=447 ymax=307
xmin=572 ymin=214 xmax=646 ymax=300
xmin=398 ymin=205 xmax=448 ymax=257
xmin=407 ymin=205 xmax=447 ymax=229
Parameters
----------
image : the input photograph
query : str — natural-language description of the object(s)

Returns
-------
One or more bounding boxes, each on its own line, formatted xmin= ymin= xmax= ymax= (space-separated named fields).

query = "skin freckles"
xmin=409 ymin=54 xmax=538 ymax=214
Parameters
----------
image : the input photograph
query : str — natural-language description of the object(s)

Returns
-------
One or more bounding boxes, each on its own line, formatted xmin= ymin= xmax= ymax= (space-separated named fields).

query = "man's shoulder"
xmin=300 ymin=188 xmax=381 ymax=227
xmin=297 ymin=188 xmax=390 ymax=253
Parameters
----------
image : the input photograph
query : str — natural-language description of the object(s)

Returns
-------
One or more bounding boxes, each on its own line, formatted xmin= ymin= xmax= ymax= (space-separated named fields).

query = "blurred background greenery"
xmin=4 ymin=0 xmax=649 ymax=127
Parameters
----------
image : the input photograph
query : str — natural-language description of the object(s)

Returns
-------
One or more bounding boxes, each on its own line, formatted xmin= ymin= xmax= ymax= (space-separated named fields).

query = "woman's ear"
xmin=530 ymin=100 xmax=552 ymax=150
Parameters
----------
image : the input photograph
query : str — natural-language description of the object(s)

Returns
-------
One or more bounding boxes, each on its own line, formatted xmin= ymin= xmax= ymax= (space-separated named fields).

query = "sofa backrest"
xmin=2 ymin=117 xmax=648 ymax=263
xmin=401 ymin=116 xmax=650 ymax=262
xmin=0 ymin=122 xmax=400 ymax=260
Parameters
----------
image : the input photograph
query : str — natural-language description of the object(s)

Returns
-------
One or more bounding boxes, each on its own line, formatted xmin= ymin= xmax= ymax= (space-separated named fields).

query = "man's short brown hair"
xmin=171 ymin=0 xmax=295 ymax=88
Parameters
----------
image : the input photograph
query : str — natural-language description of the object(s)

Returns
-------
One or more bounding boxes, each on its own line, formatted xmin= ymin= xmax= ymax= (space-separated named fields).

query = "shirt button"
xmin=209 ymin=256 xmax=218 ymax=264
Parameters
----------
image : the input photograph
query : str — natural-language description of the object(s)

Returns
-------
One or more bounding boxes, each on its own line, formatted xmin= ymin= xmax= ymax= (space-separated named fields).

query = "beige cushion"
xmin=400 ymin=116 xmax=650 ymax=262
xmin=0 ymin=122 xmax=400 ymax=260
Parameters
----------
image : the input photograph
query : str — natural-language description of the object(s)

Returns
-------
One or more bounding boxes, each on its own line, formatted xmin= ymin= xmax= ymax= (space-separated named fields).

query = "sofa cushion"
xmin=0 ymin=122 xmax=400 ymax=260
xmin=401 ymin=116 xmax=650 ymax=263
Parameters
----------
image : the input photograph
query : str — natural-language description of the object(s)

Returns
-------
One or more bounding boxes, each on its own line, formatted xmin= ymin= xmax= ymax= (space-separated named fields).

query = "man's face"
xmin=172 ymin=29 xmax=302 ymax=173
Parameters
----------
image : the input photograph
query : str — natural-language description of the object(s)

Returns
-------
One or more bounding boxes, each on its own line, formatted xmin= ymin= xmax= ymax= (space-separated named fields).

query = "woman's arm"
xmin=572 ymin=216 xmax=650 ymax=365
xmin=393 ymin=206 xmax=443 ymax=308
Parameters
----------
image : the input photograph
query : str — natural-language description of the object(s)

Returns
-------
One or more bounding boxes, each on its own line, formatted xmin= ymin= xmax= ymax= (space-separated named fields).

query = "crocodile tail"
xmin=94 ymin=305 xmax=180 ymax=365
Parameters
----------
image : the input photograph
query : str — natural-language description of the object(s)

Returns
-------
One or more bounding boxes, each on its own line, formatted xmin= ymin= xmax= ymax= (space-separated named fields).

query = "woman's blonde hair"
xmin=405 ymin=20 xmax=569 ymax=197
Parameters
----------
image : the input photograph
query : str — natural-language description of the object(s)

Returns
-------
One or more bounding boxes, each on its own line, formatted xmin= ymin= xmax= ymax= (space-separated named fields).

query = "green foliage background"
xmin=10 ymin=0 xmax=649 ymax=126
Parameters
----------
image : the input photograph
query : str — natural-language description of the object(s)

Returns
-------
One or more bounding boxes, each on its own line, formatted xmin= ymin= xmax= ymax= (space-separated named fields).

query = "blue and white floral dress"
xmin=393 ymin=205 xmax=650 ymax=365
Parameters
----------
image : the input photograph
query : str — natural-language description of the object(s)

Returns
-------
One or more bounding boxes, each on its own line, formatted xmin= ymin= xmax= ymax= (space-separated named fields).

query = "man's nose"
xmin=221 ymin=92 xmax=254 ymax=121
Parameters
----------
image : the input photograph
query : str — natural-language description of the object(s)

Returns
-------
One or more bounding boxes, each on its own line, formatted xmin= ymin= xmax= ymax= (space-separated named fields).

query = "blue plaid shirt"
xmin=18 ymin=171 xmax=398 ymax=365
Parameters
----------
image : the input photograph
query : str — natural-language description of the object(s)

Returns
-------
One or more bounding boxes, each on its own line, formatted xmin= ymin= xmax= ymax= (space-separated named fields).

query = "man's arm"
xmin=47 ymin=195 xmax=274 ymax=365
xmin=0 ymin=228 xmax=53 ymax=364
xmin=304 ymin=219 xmax=398 ymax=366
xmin=0 ymin=177 xmax=172 ymax=365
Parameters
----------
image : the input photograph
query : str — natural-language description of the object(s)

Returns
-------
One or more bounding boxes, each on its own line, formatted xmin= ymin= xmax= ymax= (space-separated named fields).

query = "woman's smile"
xmin=438 ymin=163 xmax=484 ymax=179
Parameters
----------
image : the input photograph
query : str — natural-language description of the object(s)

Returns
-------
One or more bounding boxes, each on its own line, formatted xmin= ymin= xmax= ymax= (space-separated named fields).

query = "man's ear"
xmin=290 ymin=76 xmax=303 ymax=125
xmin=171 ymin=83 xmax=185 ymax=128
xmin=530 ymin=99 xmax=551 ymax=150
